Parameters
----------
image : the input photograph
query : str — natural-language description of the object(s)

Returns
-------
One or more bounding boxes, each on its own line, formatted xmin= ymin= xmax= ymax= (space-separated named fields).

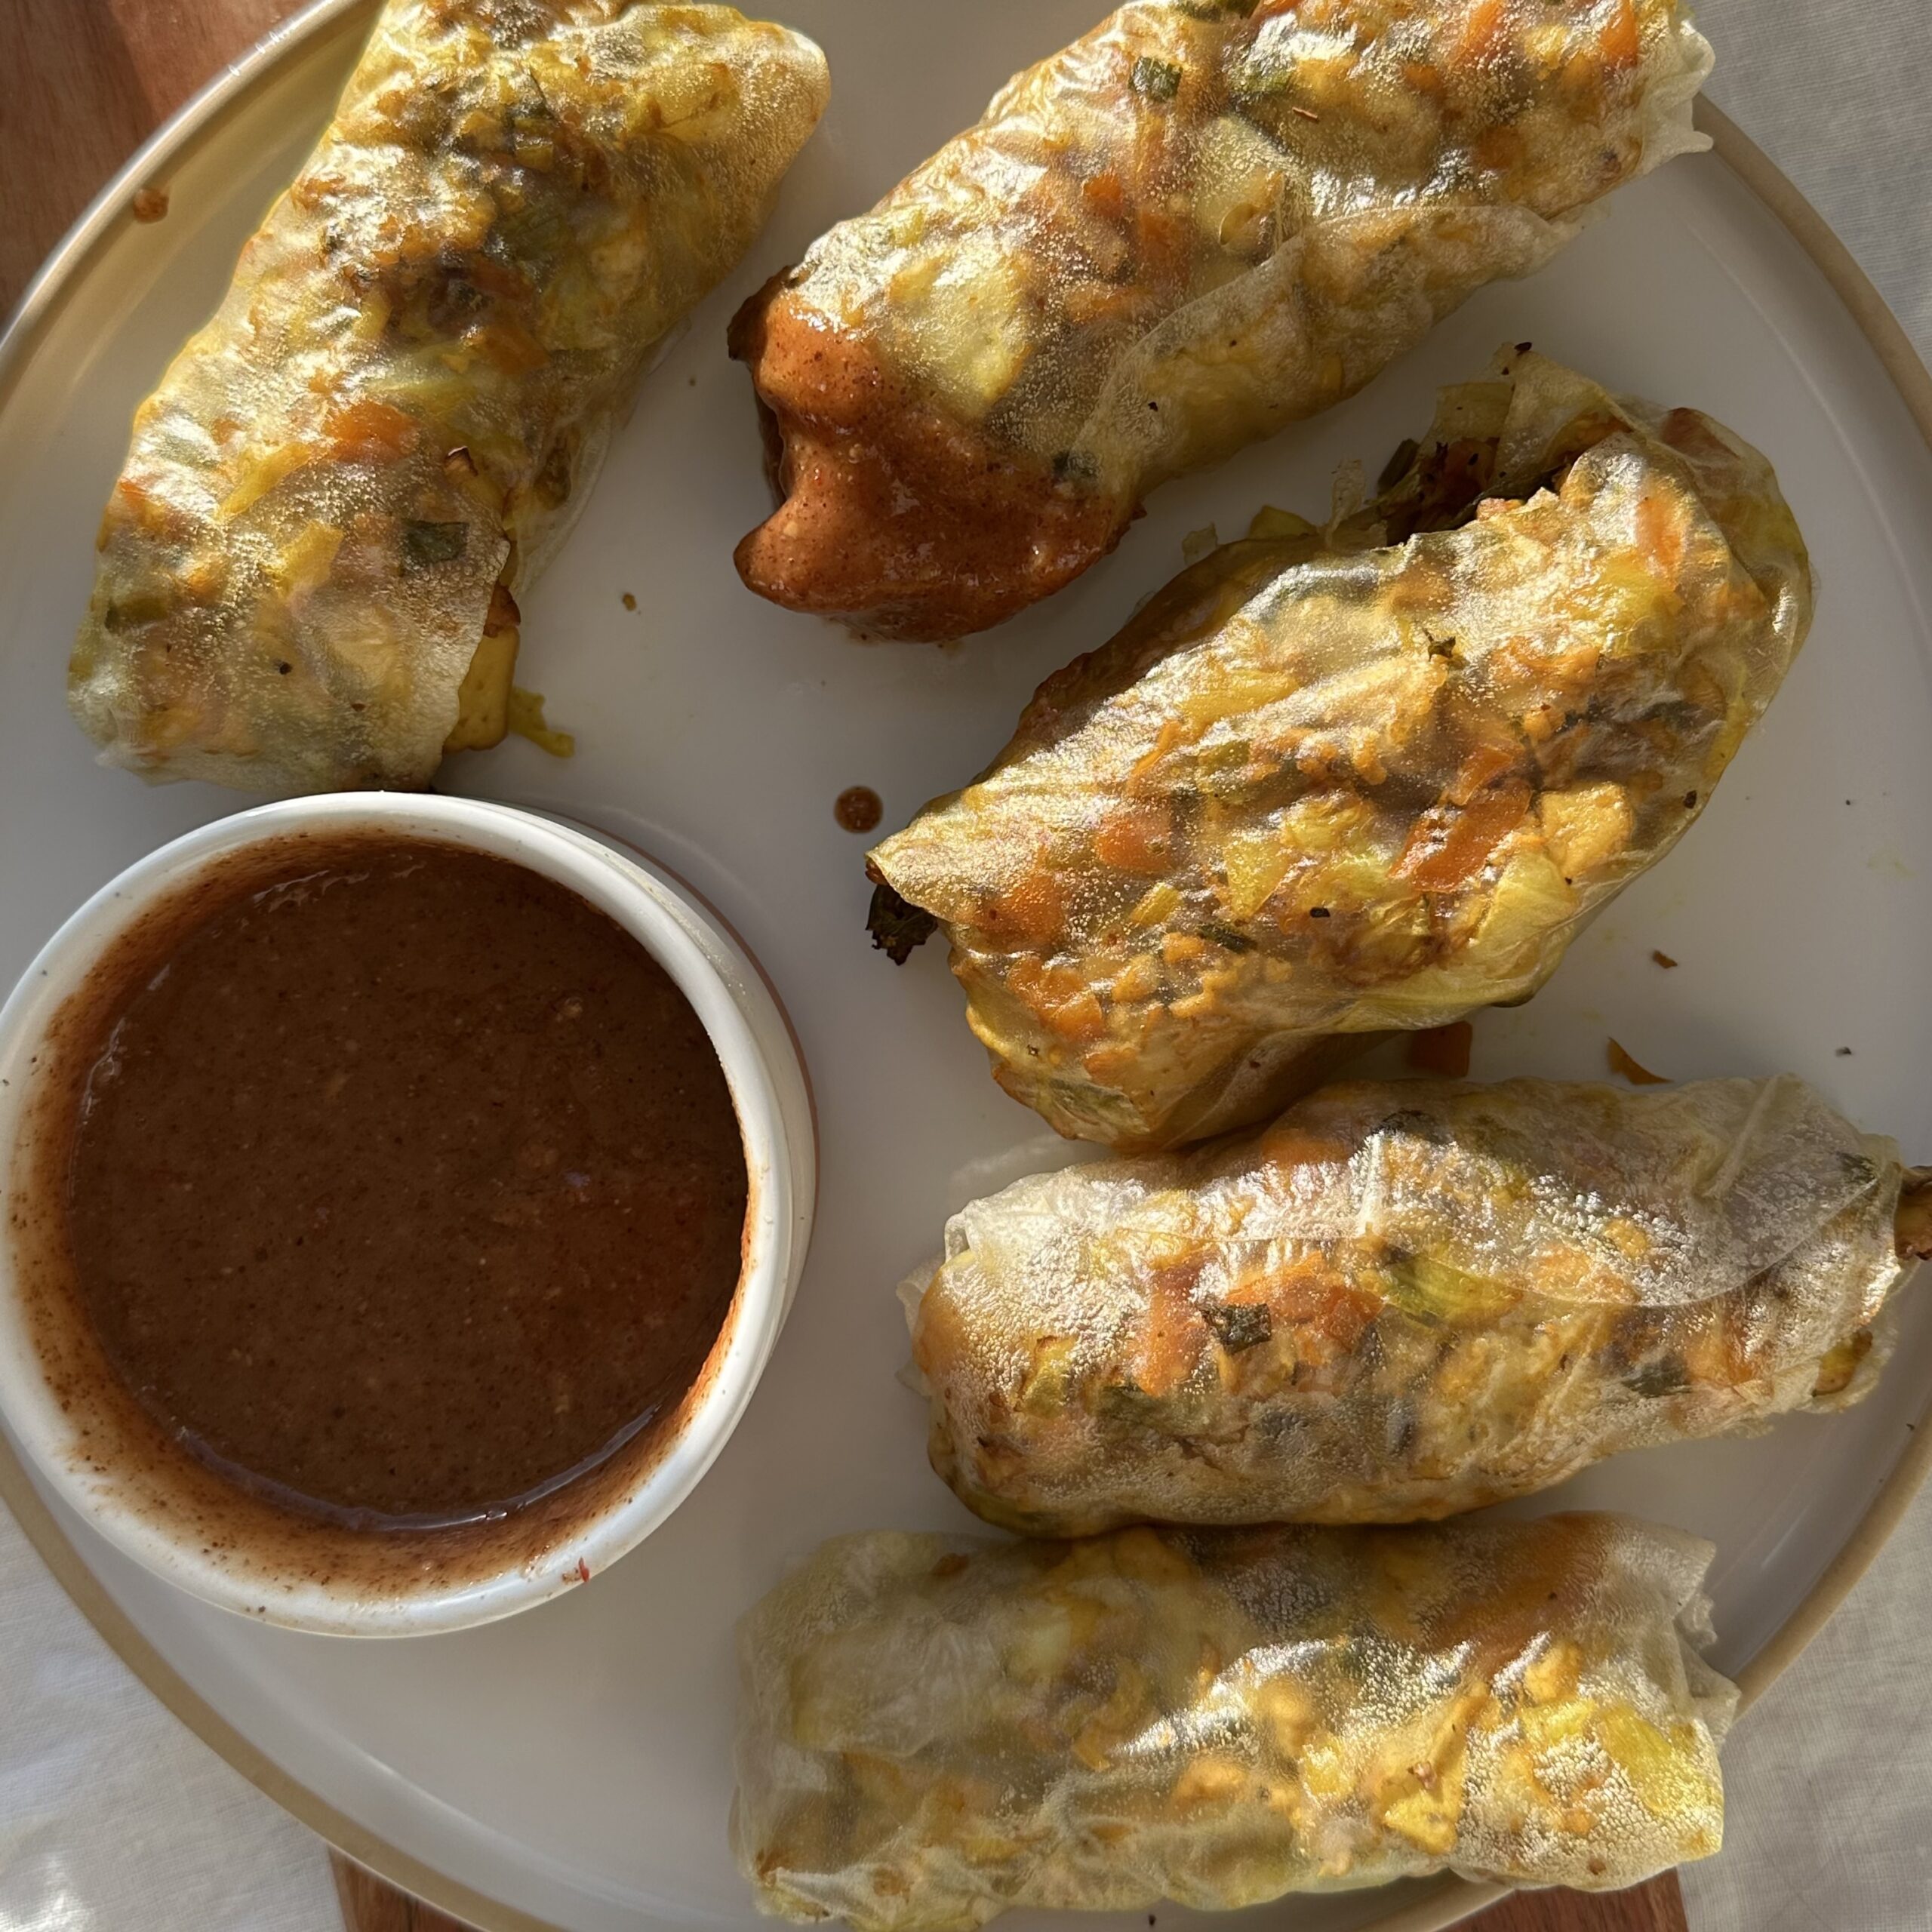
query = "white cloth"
xmin=2 ymin=5 xmax=1929 ymax=1930
xmin=0 ymin=1503 xmax=341 ymax=1932
xmin=1680 ymin=1503 xmax=1932 ymax=1932
xmin=1696 ymin=0 xmax=1932 ymax=361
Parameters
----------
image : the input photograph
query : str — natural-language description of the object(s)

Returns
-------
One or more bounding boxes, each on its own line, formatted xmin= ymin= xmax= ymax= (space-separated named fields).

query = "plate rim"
xmin=2 ymin=8 xmax=1928 ymax=1925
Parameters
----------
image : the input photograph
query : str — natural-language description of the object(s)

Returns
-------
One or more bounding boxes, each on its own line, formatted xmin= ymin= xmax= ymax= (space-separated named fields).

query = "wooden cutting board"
xmin=1 ymin=5 xmax=1690 ymax=1932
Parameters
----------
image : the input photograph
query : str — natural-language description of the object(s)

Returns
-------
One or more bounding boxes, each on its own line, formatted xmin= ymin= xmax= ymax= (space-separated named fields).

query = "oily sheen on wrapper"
xmin=869 ymin=352 xmax=1814 ymax=1150
xmin=70 ymin=0 xmax=829 ymax=795
xmin=906 ymin=1076 xmax=1916 ymax=1537
xmin=733 ymin=0 xmax=1712 ymax=639
xmin=734 ymin=1516 xmax=1735 ymax=1928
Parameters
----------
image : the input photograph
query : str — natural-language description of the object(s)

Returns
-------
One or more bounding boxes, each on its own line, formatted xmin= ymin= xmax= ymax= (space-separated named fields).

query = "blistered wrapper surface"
xmin=870 ymin=353 xmax=1813 ymax=1147
xmin=734 ymin=1515 xmax=1735 ymax=1928
xmin=906 ymin=1076 xmax=1909 ymax=1535
xmin=70 ymin=0 xmax=828 ymax=795
xmin=737 ymin=0 xmax=1712 ymax=636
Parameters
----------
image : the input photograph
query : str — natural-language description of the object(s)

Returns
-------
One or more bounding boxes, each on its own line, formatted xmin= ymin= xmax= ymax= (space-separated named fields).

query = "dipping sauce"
xmin=57 ymin=838 xmax=748 ymax=1531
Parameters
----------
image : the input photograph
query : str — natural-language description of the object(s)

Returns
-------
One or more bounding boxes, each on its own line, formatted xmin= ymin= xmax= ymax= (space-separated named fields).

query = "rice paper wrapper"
xmin=71 ymin=0 xmax=829 ymax=795
xmin=733 ymin=1515 xmax=1737 ymax=1928
xmin=904 ymin=1075 xmax=1910 ymax=1535
xmin=737 ymin=0 xmax=1712 ymax=638
xmin=869 ymin=352 xmax=1813 ymax=1148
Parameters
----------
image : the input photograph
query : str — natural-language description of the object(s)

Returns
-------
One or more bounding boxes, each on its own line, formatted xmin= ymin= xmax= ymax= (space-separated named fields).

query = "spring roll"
xmin=906 ymin=1076 xmax=1927 ymax=1537
xmin=71 ymin=0 xmax=829 ymax=795
xmin=731 ymin=0 xmax=1712 ymax=641
xmin=734 ymin=1514 xmax=1735 ymax=1928
xmin=868 ymin=352 xmax=1812 ymax=1149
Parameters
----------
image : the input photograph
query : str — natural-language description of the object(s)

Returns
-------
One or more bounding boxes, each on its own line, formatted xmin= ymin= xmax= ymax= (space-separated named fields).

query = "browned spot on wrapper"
xmin=1651 ymin=949 xmax=1678 ymax=969
xmin=866 ymin=879 xmax=937 ymax=963
xmin=729 ymin=276 xmax=1125 ymax=640
xmin=1812 ymin=1329 xmax=1873 ymax=1398
xmin=620 ymin=592 xmax=636 ymax=611
xmin=1894 ymin=1170 xmax=1932 ymax=1262
xmin=1406 ymin=1021 xmax=1472 ymax=1078
xmin=1607 ymin=1039 xmax=1669 ymax=1085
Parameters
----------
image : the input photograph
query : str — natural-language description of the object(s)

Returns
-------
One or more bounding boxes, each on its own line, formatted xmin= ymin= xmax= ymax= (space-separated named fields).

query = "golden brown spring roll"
xmin=907 ymin=1076 xmax=1924 ymax=1536
xmin=734 ymin=0 xmax=1711 ymax=640
xmin=869 ymin=352 xmax=1811 ymax=1149
xmin=72 ymin=0 xmax=829 ymax=795
xmin=735 ymin=1515 xmax=1736 ymax=1927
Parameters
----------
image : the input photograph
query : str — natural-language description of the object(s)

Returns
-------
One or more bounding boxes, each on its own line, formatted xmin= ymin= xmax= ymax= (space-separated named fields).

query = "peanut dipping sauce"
xmin=52 ymin=836 xmax=748 ymax=1533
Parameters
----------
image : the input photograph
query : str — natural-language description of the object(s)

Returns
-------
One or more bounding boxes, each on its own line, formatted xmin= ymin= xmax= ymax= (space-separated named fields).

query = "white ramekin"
xmin=0 ymin=794 xmax=814 ymax=1636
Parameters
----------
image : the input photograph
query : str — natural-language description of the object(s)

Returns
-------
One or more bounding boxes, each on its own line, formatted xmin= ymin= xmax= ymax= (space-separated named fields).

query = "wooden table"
xmin=2 ymin=6 xmax=1692 ymax=1931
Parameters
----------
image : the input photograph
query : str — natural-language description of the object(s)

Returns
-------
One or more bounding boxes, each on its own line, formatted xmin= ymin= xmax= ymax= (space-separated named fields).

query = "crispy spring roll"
xmin=868 ymin=352 xmax=1812 ymax=1149
xmin=732 ymin=0 xmax=1712 ymax=641
xmin=906 ymin=1076 xmax=1927 ymax=1537
xmin=72 ymin=1 xmax=829 ymax=795
xmin=734 ymin=1515 xmax=1735 ymax=1928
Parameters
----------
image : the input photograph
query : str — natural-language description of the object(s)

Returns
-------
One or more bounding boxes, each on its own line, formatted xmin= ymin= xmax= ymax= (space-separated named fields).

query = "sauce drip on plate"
xmin=833 ymin=786 xmax=882 ymax=833
xmin=60 ymin=838 xmax=747 ymax=1531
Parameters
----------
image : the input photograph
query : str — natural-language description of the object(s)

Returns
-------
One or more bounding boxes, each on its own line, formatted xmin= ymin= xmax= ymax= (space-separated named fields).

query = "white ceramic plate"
xmin=4 ymin=5 xmax=1932 ymax=1930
